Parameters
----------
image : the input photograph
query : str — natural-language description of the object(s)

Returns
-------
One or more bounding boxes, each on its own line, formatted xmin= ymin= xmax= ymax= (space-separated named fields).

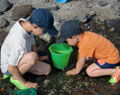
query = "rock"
xmin=118 ymin=0 xmax=120 ymax=2
xmin=98 ymin=1 xmax=109 ymax=7
xmin=74 ymin=16 xmax=87 ymax=23
xmin=42 ymin=0 xmax=55 ymax=3
xmin=11 ymin=4 xmax=33 ymax=20
xmin=104 ymin=19 xmax=120 ymax=29
xmin=43 ymin=79 xmax=50 ymax=87
xmin=45 ymin=2 xmax=59 ymax=11
xmin=54 ymin=20 xmax=62 ymax=32
xmin=0 ymin=30 xmax=8 ymax=46
xmin=53 ymin=1 xmax=90 ymax=20
xmin=32 ymin=2 xmax=58 ymax=11
xmin=39 ymin=33 xmax=51 ymax=43
xmin=0 ymin=0 xmax=12 ymax=14
xmin=75 ymin=11 xmax=96 ymax=23
xmin=109 ymin=27 xmax=115 ymax=32
xmin=0 ymin=18 xmax=9 ymax=29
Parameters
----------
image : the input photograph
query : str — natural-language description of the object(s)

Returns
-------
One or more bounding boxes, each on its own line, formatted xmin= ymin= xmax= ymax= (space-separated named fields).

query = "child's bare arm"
xmin=75 ymin=57 xmax=86 ymax=73
xmin=66 ymin=57 xmax=86 ymax=75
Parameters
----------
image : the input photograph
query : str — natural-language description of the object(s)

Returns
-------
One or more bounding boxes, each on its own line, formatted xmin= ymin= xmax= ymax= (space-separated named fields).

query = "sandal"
xmin=3 ymin=71 xmax=12 ymax=79
xmin=10 ymin=77 xmax=28 ymax=89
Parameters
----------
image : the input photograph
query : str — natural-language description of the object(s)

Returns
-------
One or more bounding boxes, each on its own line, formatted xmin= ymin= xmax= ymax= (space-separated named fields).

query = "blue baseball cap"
xmin=57 ymin=20 xmax=81 ymax=43
xmin=30 ymin=8 xmax=58 ymax=36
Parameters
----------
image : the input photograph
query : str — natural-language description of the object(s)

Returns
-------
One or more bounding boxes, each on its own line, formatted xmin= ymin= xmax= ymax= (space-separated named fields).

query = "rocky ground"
xmin=0 ymin=0 xmax=120 ymax=95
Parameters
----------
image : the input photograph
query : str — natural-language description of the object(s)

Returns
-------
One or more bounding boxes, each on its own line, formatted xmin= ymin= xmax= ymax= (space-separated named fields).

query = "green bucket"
xmin=14 ymin=88 xmax=37 ymax=95
xmin=49 ymin=43 xmax=73 ymax=69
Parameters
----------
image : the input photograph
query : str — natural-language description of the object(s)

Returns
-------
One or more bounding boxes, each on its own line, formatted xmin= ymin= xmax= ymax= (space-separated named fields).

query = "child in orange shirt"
xmin=57 ymin=20 xmax=120 ymax=83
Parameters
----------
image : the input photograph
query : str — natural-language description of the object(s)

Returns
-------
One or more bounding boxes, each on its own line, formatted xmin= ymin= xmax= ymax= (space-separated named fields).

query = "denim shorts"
xmin=95 ymin=59 xmax=120 ymax=69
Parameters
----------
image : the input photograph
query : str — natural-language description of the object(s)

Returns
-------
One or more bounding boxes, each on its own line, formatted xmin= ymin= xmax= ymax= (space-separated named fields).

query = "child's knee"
xmin=45 ymin=64 xmax=51 ymax=75
xmin=27 ymin=52 xmax=38 ymax=64
xmin=86 ymin=68 xmax=94 ymax=77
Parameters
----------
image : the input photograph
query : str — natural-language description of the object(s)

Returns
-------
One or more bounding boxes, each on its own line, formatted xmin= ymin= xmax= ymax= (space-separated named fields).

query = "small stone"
xmin=1 ymin=88 xmax=5 ymax=92
xmin=109 ymin=27 xmax=115 ymax=32
xmin=0 ymin=77 xmax=3 ymax=80
xmin=43 ymin=79 xmax=50 ymax=87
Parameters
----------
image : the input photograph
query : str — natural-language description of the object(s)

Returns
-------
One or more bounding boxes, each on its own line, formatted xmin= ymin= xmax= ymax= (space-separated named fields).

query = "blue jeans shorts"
xmin=95 ymin=59 xmax=120 ymax=69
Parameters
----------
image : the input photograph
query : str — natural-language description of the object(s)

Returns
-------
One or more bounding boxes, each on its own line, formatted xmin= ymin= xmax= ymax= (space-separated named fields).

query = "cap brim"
xmin=56 ymin=37 xmax=65 ymax=43
xmin=46 ymin=26 xmax=58 ymax=36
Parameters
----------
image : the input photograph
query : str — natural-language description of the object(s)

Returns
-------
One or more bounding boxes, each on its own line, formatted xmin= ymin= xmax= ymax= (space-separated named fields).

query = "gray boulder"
xmin=0 ymin=18 xmax=9 ymax=29
xmin=0 ymin=0 xmax=12 ymax=14
xmin=0 ymin=30 xmax=8 ymax=46
xmin=11 ymin=4 xmax=33 ymax=20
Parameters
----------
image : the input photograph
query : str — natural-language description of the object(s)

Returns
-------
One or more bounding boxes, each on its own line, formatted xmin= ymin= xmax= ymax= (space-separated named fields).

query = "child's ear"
xmin=72 ymin=36 xmax=77 ymax=38
xmin=33 ymin=24 xmax=38 ymax=29
xmin=34 ymin=26 xmax=38 ymax=29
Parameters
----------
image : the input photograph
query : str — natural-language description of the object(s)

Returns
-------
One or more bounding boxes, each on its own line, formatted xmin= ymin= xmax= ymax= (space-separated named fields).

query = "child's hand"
xmin=66 ymin=68 xmax=78 ymax=76
xmin=38 ymin=56 xmax=49 ymax=61
xmin=24 ymin=81 xmax=38 ymax=89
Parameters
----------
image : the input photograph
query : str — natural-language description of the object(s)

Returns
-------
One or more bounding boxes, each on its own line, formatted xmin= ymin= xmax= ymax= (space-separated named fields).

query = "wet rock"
xmin=75 ymin=11 xmax=96 ymax=23
xmin=98 ymin=1 xmax=109 ymax=7
xmin=0 ymin=0 xmax=12 ymax=14
xmin=104 ymin=19 xmax=120 ymax=29
xmin=11 ymin=4 xmax=33 ymax=20
xmin=35 ymin=37 xmax=50 ymax=50
xmin=43 ymin=79 xmax=50 ymax=87
xmin=118 ymin=11 xmax=120 ymax=16
xmin=0 ymin=18 xmax=9 ymax=29
xmin=0 ymin=30 xmax=8 ymax=46
xmin=118 ymin=0 xmax=120 ymax=2
xmin=109 ymin=27 xmax=115 ymax=32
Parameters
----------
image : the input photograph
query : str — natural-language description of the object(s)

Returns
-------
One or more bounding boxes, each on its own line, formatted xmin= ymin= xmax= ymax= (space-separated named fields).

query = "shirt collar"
xmin=17 ymin=18 xmax=31 ymax=38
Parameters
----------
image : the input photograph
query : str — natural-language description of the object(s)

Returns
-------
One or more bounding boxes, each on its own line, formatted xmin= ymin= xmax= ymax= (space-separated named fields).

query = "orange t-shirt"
xmin=77 ymin=31 xmax=120 ymax=64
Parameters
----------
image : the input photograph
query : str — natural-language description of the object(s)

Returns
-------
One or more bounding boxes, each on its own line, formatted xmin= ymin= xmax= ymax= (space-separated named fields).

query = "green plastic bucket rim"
xmin=49 ymin=43 xmax=73 ymax=55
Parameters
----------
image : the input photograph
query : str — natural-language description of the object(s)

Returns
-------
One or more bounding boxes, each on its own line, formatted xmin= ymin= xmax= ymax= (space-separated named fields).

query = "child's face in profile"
xmin=66 ymin=36 xmax=79 ymax=46
xmin=32 ymin=25 xmax=43 ymax=36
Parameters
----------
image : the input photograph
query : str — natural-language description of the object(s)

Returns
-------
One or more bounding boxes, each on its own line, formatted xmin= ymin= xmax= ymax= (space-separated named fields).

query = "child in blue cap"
xmin=57 ymin=20 xmax=120 ymax=84
xmin=1 ymin=8 xmax=58 ymax=89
